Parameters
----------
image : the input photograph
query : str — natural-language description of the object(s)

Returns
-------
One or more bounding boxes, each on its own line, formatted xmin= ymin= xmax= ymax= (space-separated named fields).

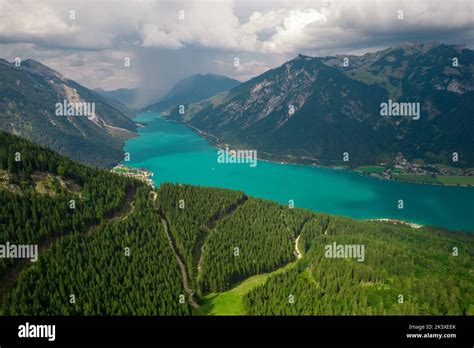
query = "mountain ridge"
xmin=0 ymin=58 xmax=138 ymax=167
xmin=168 ymin=42 xmax=474 ymax=168
xmin=144 ymin=73 xmax=240 ymax=114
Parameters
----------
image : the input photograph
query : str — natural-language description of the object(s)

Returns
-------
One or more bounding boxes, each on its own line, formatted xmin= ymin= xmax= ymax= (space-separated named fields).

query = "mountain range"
xmin=1 ymin=129 xmax=473 ymax=316
xmin=0 ymin=60 xmax=241 ymax=169
xmin=144 ymin=73 xmax=240 ymax=114
xmin=168 ymin=43 xmax=474 ymax=167
xmin=0 ymin=59 xmax=137 ymax=167
xmin=1 ymin=42 xmax=473 ymax=169
xmin=94 ymin=87 xmax=143 ymax=110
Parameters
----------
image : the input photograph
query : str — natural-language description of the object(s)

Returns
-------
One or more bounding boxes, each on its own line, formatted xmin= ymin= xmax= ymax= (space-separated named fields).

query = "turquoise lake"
xmin=124 ymin=113 xmax=474 ymax=232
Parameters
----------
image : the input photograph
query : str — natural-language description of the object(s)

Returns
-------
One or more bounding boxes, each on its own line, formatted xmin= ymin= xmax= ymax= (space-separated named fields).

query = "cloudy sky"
xmin=1 ymin=0 xmax=473 ymax=102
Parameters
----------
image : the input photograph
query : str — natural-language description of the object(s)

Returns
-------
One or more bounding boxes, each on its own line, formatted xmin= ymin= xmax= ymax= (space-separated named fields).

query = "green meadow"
xmin=194 ymin=263 xmax=296 ymax=316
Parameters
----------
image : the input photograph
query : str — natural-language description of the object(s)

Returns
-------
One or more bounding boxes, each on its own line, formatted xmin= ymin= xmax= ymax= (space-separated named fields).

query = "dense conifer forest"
xmin=0 ymin=131 xmax=137 ymax=284
xmin=156 ymin=183 xmax=245 ymax=288
xmin=244 ymin=218 xmax=474 ymax=315
xmin=1 ymin=130 xmax=473 ymax=315
xmin=2 ymin=188 xmax=190 ymax=315
xmin=200 ymin=199 xmax=301 ymax=292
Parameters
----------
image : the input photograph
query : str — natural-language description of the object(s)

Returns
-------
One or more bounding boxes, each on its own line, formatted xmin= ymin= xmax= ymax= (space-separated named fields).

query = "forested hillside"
xmin=156 ymin=183 xmax=246 ymax=290
xmin=244 ymin=217 xmax=474 ymax=315
xmin=168 ymin=43 xmax=474 ymax=167
xmin=199 ymin=199 xmax=312 ymax=293
xmin=0 ymin=59 xmax=137 ymax=167
xmin=0 ymin=130 xmax=138 ymax=284
xmin=2 ymin=188 xmax=190 ymax=315
xmin=1 ymin=131 xmax=473 ymax=315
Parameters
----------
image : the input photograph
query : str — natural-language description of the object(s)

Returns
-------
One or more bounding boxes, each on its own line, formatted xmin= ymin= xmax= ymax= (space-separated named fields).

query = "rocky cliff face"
xmin=0 ymin=59 xmax=137 ymax=167
xmin=169 ymin=43 xmax=474 ymax=167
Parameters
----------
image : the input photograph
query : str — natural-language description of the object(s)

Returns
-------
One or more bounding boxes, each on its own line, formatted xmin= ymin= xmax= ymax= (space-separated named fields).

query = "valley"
xmin=123 ymin=113 xmax=474 ymax=232
xmin=166 ymin=43 xmax=474 ymax=175
xmin=1 ymin=2 xmax=473 ymax=344
xmin=2 ymin=130 xmax=473 ymax=316
xmin=0 ymin=59 xmax=137 ymax=168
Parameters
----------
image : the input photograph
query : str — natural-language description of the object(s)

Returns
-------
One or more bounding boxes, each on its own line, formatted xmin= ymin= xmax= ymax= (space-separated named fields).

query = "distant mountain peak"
xmin=200 ymin=72 xmax=221 ymax=77
xmin=0 ymin=58 xmax=137 ymax=167
xmin=168 ymin=42 xmax=474 ymax=168
xmin=20 ymin=59 xmax=64 ymax=79
xmin=296 ymin=53 xmax=313 ymax=59
xmin=22 ymin=58 xmax=49 ymax=67
xmin=144 ymin=73 xmax=240 ymax=113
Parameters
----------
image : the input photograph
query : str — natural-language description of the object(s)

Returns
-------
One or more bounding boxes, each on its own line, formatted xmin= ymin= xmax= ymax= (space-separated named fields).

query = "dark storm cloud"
xmin=0 ymin=0 xmax=472 ymax=91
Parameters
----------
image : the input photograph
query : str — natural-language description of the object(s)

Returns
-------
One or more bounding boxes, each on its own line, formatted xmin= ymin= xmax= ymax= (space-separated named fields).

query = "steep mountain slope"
xmin=169 ymin=43 xmax=474 ymax=167
xmin=323 ymin=42 xmax=474 ymax=98
xmin=0 ymin=130 xmax=188 ymax=315
xmin=145 ymin=73 xmax=240 ymax=114
xmin=323 ymin=43 xmax=474 ymax=166
xmin=0 ymin=59 xmax=138 ymax=167
xmin=1 ymin=131 xmax=473 ymax=315
xmin=95 ymin=87 xmax=149 ymax=111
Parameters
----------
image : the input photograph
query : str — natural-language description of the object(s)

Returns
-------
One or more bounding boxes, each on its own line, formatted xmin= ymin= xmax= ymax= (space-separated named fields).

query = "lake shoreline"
xmin=123 ymin=112 xmax=474 ymax=232
xmin=176 ymin=118 xmax=474 ymax=188
xmin=365 ymin=218 xmax=423 ymax=229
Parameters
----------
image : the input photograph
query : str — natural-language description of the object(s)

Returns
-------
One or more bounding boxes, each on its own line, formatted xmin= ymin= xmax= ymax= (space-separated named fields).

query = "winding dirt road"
xmin=150 ymin=191 xmax=199 ymax=308
xmin=195 ymin=195 xmax=248 ymax=280
xmin=295 ymin=234 xmax=302 ymax=259
xmin=0 ymin=186 xmax=137 ymax=307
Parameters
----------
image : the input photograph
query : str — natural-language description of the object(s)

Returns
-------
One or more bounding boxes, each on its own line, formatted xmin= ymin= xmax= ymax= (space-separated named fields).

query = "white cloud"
xmin=1 ymin=0 xmax=472 ymax=89
xmin=141 ymin=25 xmax=184 ymax=49
xmin=233 ymin=59 xmax=269 ymax=81
xmin=259 ymin=8 xmax=328 ymax=53
xmin=1 ymin=0 xmax=472 ymax=54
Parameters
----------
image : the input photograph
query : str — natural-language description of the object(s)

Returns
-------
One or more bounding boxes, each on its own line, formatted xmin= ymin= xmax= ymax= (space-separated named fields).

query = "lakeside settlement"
xmin=111 ymin=165 xmax=154 ymax=187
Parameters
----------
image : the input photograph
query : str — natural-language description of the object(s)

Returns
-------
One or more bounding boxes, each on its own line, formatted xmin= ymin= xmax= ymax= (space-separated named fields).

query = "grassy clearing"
xmin=356 ymin=166 xmax=385 ymax=173
xmin=393 ymin=174 xmax=474 ymax=186
xmin=0 ymin=169 xmax=13 ymax=191
xmin=112 ymin=167 xmax=128 ymax=173
xmin=194 ymin=262 xmax=296 ymax=316
xmin=392 ymin=167 xmax=404 ymax=174
xmin=111 ymin=165 xmax=142 ymax=174
xmin=437 ymin=176 xmax=474 ymax=186
xmin=32 ymin=173 xmax=61 ymax=195
xmin=32 ymin=172 xmax=82 ymax=195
